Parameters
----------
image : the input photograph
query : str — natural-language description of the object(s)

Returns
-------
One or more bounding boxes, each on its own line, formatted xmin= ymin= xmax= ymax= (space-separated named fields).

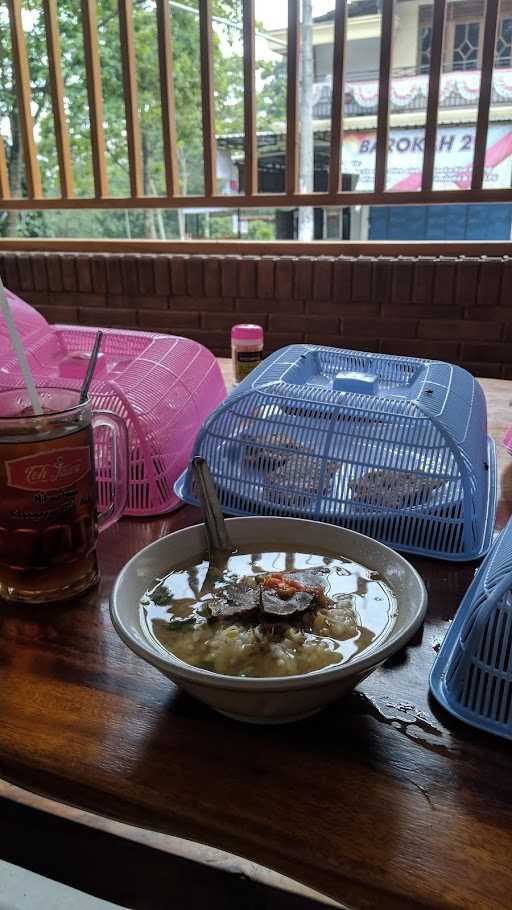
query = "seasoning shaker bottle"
xmin=231 ymin=324 xmax=264 ymax=384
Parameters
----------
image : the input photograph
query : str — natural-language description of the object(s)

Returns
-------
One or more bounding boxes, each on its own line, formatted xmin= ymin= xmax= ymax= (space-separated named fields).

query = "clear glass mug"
xmin=0 ymin=387 xmax=128 ymax=604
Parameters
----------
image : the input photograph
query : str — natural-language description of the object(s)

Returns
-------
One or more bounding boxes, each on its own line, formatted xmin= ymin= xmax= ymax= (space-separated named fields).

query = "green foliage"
xmin=0 ymin=0 xmax=259 ymax=238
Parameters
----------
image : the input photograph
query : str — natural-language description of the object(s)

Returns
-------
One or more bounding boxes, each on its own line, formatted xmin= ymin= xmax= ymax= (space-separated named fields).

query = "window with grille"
xmin=496 ymin=17 xmax=512 ymax=68
xmin=452 ymin=21 xmax=481 ymax=71
xmin=419 ymin=25 xmax=433 ymax=74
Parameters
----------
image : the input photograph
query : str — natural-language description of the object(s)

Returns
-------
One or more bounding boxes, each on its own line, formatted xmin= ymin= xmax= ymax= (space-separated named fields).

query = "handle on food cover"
xmin=92 ymin=411 xmax=128 ymax=532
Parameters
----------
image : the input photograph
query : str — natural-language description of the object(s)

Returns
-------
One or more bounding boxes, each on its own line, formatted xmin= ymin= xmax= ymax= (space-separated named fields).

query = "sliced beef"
xmin=206 ymin=582 xmax=260 ymax=620
xmin=261 ymin=589 xmax=315 ymax=617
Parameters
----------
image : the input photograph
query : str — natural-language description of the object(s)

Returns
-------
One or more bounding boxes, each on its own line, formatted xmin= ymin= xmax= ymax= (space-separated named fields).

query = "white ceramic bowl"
xmin=110 ymin=517 xmax=427 ymax=724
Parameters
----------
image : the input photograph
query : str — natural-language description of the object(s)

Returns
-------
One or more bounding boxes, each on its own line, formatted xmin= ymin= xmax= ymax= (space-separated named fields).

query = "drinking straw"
xmin=79 ymin=331 xmax=103 ymax=403
xmin=0 ymin=280 xmax=43 ymax=416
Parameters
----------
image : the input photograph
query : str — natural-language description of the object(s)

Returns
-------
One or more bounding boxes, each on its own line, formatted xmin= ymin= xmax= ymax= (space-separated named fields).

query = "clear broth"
xmin=141 ymin=550 xmax=397 ymax=679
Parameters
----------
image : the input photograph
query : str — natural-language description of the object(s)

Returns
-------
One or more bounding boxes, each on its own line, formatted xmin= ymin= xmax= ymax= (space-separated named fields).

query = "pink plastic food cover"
xmin=0 ymin=290 xmax=227 ymax=515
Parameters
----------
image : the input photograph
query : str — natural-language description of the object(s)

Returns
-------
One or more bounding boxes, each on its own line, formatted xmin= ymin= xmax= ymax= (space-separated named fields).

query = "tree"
xmin=0 ymin=0 xmax=246 ymax=239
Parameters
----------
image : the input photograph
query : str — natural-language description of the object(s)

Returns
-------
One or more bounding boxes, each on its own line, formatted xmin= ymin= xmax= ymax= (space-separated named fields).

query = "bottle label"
xmin=5 ymin=446 xmax=91 ymax=492
xmin=237 ymin=350 xmax=263 ymax=363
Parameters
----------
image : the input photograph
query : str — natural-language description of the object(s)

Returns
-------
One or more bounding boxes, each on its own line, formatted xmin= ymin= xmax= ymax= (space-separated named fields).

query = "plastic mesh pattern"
xmin=431 ymin=517 xmax=512 ymax=739
xmin=177 ymin=344 xmax=496 ymax=560
xmin=0 ymin=293 xmax=226 ymax=516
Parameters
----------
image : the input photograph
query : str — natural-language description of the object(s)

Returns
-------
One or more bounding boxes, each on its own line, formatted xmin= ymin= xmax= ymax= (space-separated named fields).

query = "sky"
xmin=255 ymin=0 xmax=336 ymax=31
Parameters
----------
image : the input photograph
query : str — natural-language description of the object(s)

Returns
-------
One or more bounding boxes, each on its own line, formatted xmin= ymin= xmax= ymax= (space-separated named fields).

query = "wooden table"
xmin=1 ymin=366 xmax=512 ymax=910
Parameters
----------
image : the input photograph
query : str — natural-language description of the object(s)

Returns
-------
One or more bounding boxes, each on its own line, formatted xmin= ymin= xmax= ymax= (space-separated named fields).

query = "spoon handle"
xmin=192 ymin=456 xmax=234 ymax=557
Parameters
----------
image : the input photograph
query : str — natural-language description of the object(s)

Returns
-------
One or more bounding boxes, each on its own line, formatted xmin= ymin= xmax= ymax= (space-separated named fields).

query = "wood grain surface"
xmin=1 ymin=368 xmax=512 ymax=910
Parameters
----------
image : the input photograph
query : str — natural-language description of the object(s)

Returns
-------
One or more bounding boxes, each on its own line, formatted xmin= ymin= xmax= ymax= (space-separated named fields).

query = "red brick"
xmin=34 ymin=304 xmax=78 ymax=324
xmin=462 ymin=341 xmax=512 ymax=361
xmin=418 ymin=320 xmax=503 ymax=341
xmin=179 ymin=329 xmax=229 ymax=354
xmin=477 ymin=259 xmax=503 ymax=305
xmin=60 ymin=254 xmax=77 ymax=292
xmin=343 ymin=317 xmax=417 ymax=339
xmin=501 ymin=322 xmax=512 ymax=340
xmin=333 ymin=258 xmax=352 ymax=303
xmin=312 ymin=257 xmax=333 ymax=300
xmin=275 ymin=257 xmax=294 ymax=299
xmin=78 ymin=306 xmax=137 ymax=328
xmin=187 ymin=256 xmax=204 ymax=297
xmin=270 ymin=314 xmax=339 ymax=333
xmin=47 ymin=256 xmax=64 ymax=292
xmin=238 ymin=257 xmax=258 ymax=298
xmin=171 ymin=295 xmax=234 ymax=312
xmin=107 ymin=293 xmax=167 ymax=310
xmin=154 ymin=256 xmax=171 ymax=295
xmin=294 ymin=257 xmax=313 ymax=299
xmin=16 ymin=290 xmax=49 ymax=308
xmin=391 ymin=258 xmax=414 ymax=304
xmin=17 ymin=253 xmax=33 ymax=291
xmin=352 ymin=257 xmax=372 ymax=301
xmin=412 ymin=257 xmax=436 ymax=304
xmin=337 ymin=336 xmax=379 ymax=353
xmin=265 ymin=332 xmax=305 ymax=351
xmin=382 ymin=304 xmax=463 ymax=319
xmin=105 ymin=256 xmax=122 ymax=294
xmin=170 ymin=256 xmax=187 ymax=296
xmin=237 ymin=298 xmax=303 ymax=314
xmin=5 ymin=253 xmax=20 ymax=290
xmin=455 ymin=258 xmax=480 ymax=307
xmin=303 ymin=334 xmax=340 ymax=347
xmin=204 ymin=256 xmax=221 ymax=297
xmin=463 ymin=361 xmax=503 ymax=379
xmin=31 ymin=254 xmax=49 ymax=290
xmin=51 ymin=292 xmax=105 ymax=308
xmin=306 ymin=300 xmax=379 ymax=318
xmin=500 ymin=258 xmax=512 ymax=305
xmin=432 ymin=259 xmax=456 ymax=306
xmin=256 ymin=257 xmax=275 ymax=298
xmin=75 ymin=256 xmax=92 ymax=295
xmin=380 ymin=338 xmax=461 ymax=360
xmin=91 ymin=255 xmax=107 ymax=294
xmin=121 ymin=255 xmax=139 ymax=294
xmin=138 ymin=255 xmax=155 ymax=295
xmin=202 ymin=312 xmax=268 ymax=331
xmin=221 ymin=256 xmax=240 ymax=297
xmin=502 ymin=364 xmax=512 ymax=379
xmin=372 ymin=257 xmax=393 ymax=306
xmin=138 ymin=310 xmax=200 ymax=330
xmin=466 ymin=306 xmax=510 ymax=321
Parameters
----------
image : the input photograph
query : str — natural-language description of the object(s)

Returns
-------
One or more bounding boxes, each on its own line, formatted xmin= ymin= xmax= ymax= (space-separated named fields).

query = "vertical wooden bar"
xmin=472 ymin=0 xmax=500 ymax=190
xmin=374 ymin=0 xmax=394 ymax=194
xmin=43 ymin=0 xmax=73 ymax=198
xmin=118 ymin=0 xmax=143 ymax=198
xmin=422 ymin=0 xmax=446 ymax=192
xmin=82 ymin=0 xmax=108 ymax=197
xmin=329 ymin=0 xmax=347 ymax=195
xmin=7 ymin=0 xmax=41 ymax=198
xmin=156 ymin=0 xmax=179 ymax=197
xmin=0 ymin=137 xmax=11 ymax=199
xmin=199 ymin=0 xmax=216 ymax=197
xmin=286 ymin=0 xmax=300 ymax=196
xmin=243 ymin=0 xmax=257 ymax=195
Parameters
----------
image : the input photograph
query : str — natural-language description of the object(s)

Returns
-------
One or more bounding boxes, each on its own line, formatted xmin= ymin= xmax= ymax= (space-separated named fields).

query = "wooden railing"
xmin=1 ymin=0 xmax=510 ymax=211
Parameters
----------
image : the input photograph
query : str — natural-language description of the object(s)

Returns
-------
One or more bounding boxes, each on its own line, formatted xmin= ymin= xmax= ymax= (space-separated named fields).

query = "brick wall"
xmin=1 ymin=250 xmax=512 ymax=379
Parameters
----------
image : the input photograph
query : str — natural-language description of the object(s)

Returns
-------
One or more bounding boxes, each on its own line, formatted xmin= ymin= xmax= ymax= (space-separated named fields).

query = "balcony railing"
xmin=313 ymin=65 xmax=512 ymax=119
xmin=0 ymin=0 xmax=509 ymax=214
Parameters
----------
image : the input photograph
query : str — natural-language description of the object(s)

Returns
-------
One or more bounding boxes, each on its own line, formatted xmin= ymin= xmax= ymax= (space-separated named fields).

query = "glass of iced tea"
xmin=0 ymin=387 xmax=128 ymax=604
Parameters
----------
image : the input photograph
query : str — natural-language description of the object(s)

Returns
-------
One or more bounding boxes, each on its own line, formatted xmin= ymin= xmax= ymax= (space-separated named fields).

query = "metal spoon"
xmin=192 ymin=456 xmax=236 ymax=595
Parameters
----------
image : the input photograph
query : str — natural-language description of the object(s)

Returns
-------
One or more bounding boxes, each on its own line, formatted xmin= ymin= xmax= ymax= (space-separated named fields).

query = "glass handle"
xmin=92 ymin=411 xmax=128 ymax=533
